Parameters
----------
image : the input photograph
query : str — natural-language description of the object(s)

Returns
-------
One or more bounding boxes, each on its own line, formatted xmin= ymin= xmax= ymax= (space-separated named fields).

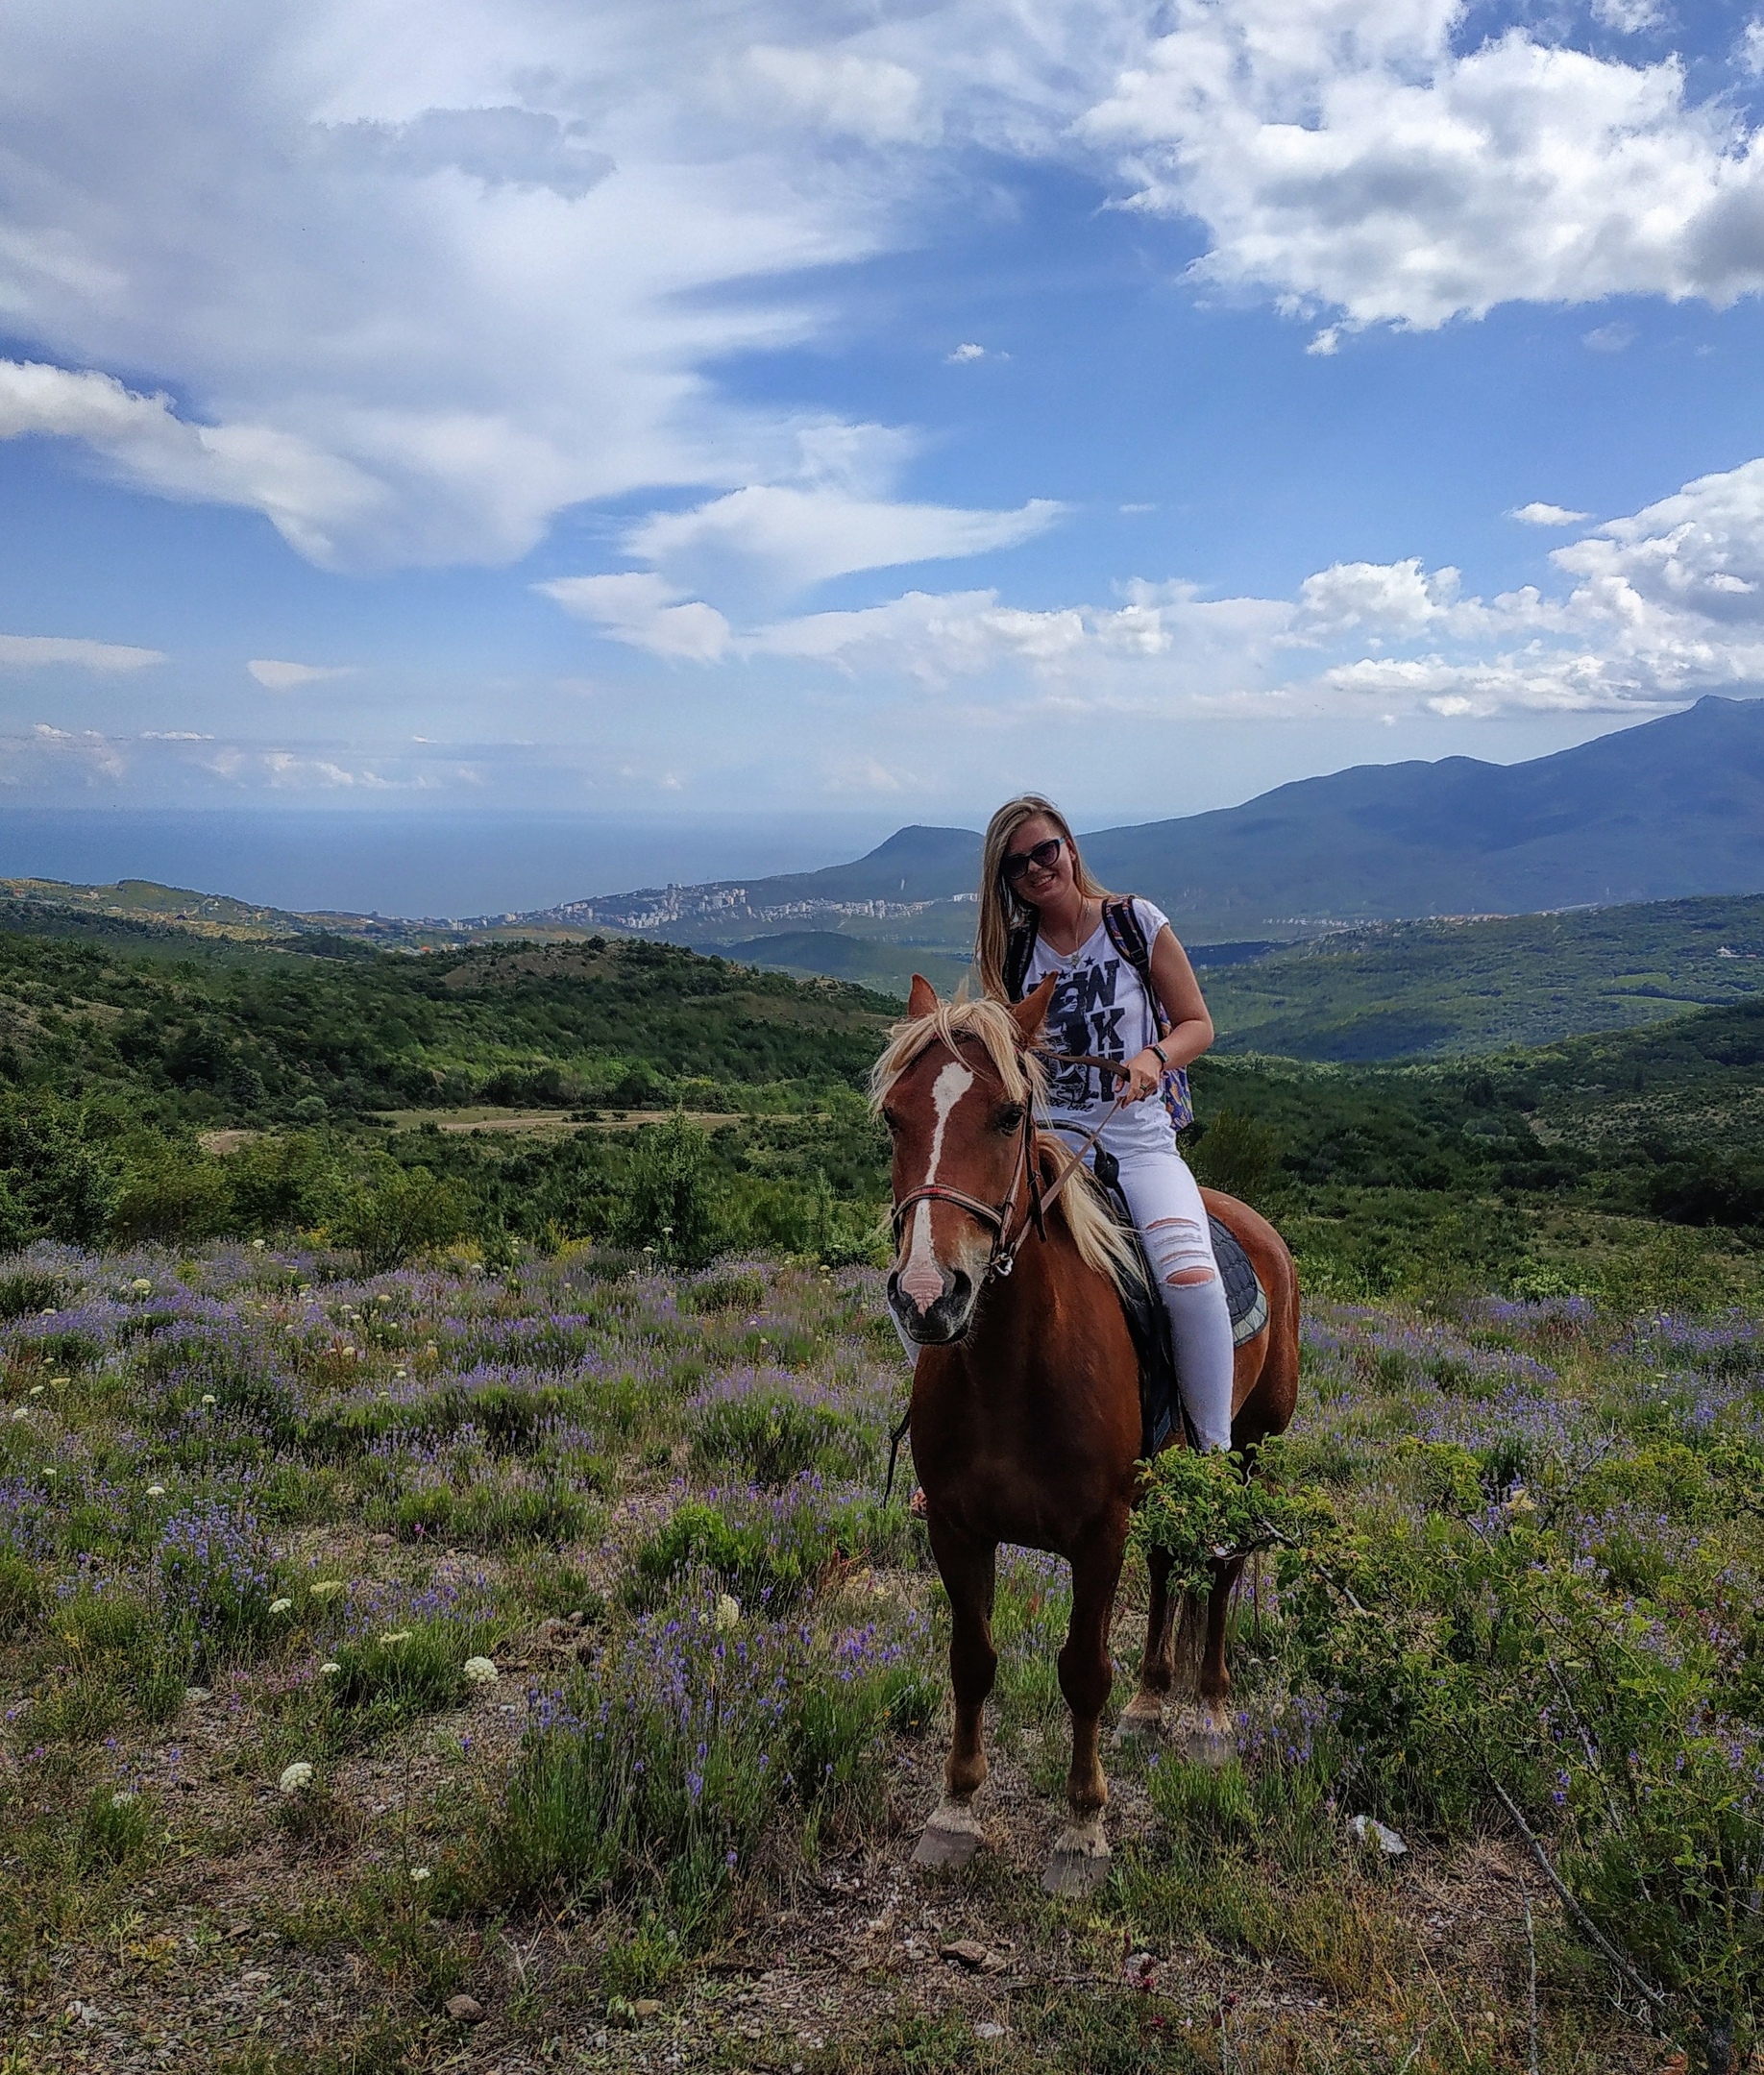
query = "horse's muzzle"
xmin=886 ymin=1262 xmax=975 ymax=1344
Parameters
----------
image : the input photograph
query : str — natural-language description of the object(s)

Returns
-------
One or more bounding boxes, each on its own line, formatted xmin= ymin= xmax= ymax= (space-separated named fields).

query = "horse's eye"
xmin=995 ymin=1103 xmax=1025 ymax=1134
xmin=881 ymin=1108 xmax=902 ymax=1135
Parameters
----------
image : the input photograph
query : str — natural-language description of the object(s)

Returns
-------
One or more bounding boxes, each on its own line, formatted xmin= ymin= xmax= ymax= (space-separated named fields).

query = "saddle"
xmin=1090 ymin=1149 xmax=1269 ymax=1456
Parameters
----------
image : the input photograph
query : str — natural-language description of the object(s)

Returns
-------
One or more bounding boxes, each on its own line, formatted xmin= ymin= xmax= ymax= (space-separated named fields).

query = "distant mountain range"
xmin=508 ymin=696 xmax=1764 ymax=985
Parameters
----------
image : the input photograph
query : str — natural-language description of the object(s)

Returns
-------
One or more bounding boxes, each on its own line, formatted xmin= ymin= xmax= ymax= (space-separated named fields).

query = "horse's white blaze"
xmin=899 ymin=1060 xmax=974 ymax=1307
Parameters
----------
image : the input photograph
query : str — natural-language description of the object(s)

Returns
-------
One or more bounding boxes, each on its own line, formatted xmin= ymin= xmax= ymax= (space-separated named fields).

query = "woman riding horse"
xmin=875 ymin=805 xmax=1299 ymax=1892
xmin=974 ymin=793 xmax=1236 ymax=1453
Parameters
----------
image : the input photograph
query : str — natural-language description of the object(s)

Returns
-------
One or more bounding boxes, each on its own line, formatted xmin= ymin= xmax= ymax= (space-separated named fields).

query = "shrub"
xmin=454 ymin=1585 xmax=902 ymax=1937
xmin=328 ymin=1161 xmax=469 ymax=1275
xmin=0 ymin=1090 xmax=116 ymax=1243
xmin=159 ymin=1500 xmax=282 ymax=1672
xmin=111 ymin=1141 xmax=233 ymax=1243
xmin=623 ymin=1488 xmax=840 ymax=1612
xmin=1189 ymin=1108 xmax=1285 ymax=1209
xmin=321 ymin=1624 xmax=481 ymax=1737
xmin=688 ymin=1385 xmax=857 ymax=1487
xmin=0 ymin=1269 xmax=65 ymax=1319
xmin=75 ymin=1786 xmax=159 ymax=1873
xmin=615 ymin=1112 xmax=718 ymax=1269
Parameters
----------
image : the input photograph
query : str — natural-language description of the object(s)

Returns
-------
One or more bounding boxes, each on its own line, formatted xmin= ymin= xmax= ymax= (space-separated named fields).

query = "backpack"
xmin=1003 ymin=896 xmax=1194 ymax=1134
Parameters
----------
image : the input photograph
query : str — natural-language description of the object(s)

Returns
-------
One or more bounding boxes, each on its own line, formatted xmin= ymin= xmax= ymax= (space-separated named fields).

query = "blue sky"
xmin=6 ymin=0 xmax=1764 ymax=839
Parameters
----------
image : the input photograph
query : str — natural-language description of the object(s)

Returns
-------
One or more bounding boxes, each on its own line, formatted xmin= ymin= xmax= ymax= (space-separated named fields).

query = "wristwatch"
xmin=1149 ymin=1041 xmax=1168 ymax=1067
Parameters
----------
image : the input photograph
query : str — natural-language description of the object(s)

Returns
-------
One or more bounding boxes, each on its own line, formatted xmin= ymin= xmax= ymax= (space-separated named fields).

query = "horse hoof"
xmin=1114 ymin=1697 xmax=1164 ymax=1746
xmin=1171 ymin=1700 xmax=1234 ymax=1770
xmin=1041 ymin=1814 xmax=1110 ymax=1896
xmin=913 ymin=1796 xmax=984 ymax=1869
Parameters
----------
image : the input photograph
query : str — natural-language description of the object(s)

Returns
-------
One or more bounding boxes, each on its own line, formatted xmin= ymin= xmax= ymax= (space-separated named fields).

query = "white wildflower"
xmin=321 ymin=1662 xmax=341 ymax=1675
xmin=308 ymin=1579 xmax=346 ymax=1601
xmin=392 ymin=1369 xmax=407 ymax=1379
xmin=131 ymin=1279 xmax=152 ymax=1295
xmin=49 ymin=1375 xmax=68 ymax=1386
xmin=250 ymin=1238 xmax=265 ymax=1250
xmin=269 ymin=1598 xmax=293 ymax=1616
xmin=279 ymin=1762 xmax=314 ymax=1794
xmin=463 ymin=1657 xmax=499 ymax=1686
xmin=38 ymin=1306 xmax=57 ymax=1316
xmin=200 ymin=1394 xmax=216 ymax=1407
xmin=380 ymin=1630 xmax=412 ymax=1647
xmin=715 ymin=1594 xmax=741 ymax=1632
xmin=110 ymin=1790 xmax=135 ymax=1808
xmin=409 ymin=1867 xmax=430 ymax=1884
xmin=10 ymin=1407 xmax=28 ymax=1422
xmin=28 ymin=1383 xmax=44 ymax=1396
xmin=146 ymin=1484 xmax=166 ymax=1497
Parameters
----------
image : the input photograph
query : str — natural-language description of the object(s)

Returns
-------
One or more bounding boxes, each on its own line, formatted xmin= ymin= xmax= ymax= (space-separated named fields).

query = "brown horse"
xmin=873 ymin=974 xmax=1299 ymax=1893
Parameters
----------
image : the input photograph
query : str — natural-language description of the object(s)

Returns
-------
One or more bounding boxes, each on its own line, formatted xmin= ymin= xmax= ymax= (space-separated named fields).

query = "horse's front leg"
xmin=913 ymin=1520 xmax=996 ymax=1868
xmin=1116 ymin=1540 xmax=1175 ymax=1743
xmin=1043 ymin=1518 xmax=1127 ymax=1896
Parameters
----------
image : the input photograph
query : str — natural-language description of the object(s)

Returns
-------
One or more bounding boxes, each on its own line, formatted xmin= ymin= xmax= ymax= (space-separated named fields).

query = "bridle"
xmin=888 ymin=1041 xmax=1133 ymax=1284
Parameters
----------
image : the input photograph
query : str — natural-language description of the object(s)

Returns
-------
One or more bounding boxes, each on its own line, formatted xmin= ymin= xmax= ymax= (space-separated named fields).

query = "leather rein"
xmin=889 ymin=1045 xmax=1133 ymax=1282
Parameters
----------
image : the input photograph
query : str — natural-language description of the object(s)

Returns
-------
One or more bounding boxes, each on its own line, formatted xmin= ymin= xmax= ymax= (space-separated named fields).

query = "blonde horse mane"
xmin=870 ymin=993 xmax=1140 ymax=1292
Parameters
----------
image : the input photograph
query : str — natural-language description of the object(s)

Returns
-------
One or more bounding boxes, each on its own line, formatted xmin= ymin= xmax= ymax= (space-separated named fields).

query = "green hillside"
xmin=0 ymin=894 xmax=1756 ymax=1299
xmin=1203 ymin=893 xmax=1764 ymax=1060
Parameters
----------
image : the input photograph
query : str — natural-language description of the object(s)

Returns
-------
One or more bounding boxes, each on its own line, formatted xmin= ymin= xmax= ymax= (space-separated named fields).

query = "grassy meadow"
xmin=0 ymin=898 xmax=1761 ymax=2071
xmin=0 ymin=1238 xmax=1760 ymax=2073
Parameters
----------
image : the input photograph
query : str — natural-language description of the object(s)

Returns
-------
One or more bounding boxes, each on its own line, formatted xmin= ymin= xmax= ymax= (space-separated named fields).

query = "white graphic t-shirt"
xmin=1022 ymin=897 xmax=1181 ymax=1157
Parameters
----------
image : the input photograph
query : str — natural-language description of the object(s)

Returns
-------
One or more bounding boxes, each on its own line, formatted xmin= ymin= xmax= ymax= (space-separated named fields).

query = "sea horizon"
xmin=0 ymin=808 xmax=904 ymax=921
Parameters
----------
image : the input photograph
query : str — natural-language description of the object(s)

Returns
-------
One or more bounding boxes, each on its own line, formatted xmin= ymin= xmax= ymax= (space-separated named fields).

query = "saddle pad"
xmin=1093 ymin=1184 xmax=1269 ymax=1455
xmin=1210 ymin=1215 xmax=1270 ymax=1348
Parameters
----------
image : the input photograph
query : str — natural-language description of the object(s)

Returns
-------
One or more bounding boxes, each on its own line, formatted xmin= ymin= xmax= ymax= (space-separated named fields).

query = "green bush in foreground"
xmin=1137 ymin=1436 xmax=1764 ymax=2069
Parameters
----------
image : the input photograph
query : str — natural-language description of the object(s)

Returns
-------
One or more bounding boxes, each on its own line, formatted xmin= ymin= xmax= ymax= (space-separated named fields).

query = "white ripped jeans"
xmin=890 ymin=1132 xmax=1236 ymax=1452
xmin=1082 ymin=1133 xmax=1235 ymax=1452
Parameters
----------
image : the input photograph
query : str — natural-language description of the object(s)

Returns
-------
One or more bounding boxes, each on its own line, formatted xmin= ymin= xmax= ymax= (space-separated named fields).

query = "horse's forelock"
xmin=870 ymin=995 xmax=1041 ymax=1111
xmin=871 ymin=994 xmax=1138 ymax=1296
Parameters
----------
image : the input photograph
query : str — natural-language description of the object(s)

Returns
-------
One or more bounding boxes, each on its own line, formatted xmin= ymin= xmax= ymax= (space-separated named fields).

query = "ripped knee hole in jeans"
xmin=1145 ymin=1215 xmax=1217 ymax=1288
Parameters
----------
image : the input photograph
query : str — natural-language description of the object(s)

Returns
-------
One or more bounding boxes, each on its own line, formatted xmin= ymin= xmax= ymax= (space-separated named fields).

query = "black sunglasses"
xmin=1001 ymin=835 xmax=1065 ymax=883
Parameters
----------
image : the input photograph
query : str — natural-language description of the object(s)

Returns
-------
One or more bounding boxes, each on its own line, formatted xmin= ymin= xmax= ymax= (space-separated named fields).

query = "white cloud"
xmin=247 ymin=659 xmax=357 ymax=690
xmin=536 ymin=573 xmax=732 ymax=662
xmin=1742 ymin=21 xmax=1764 ymax=77
xmin=0 ymin=360 xmax=386 ymax=567
xmin=1591 ymin=0 xmax=1663 ymax=32
xmin=1510 ymin=501 xmax=1593 ymax=526
xmin=1080 ymin=1 xmax=1764 ymax=331
xmin=744 ymin=46 xmax=932 ymax=145
xmin=624 ymin=485 xmax=1061 ymax=596
xmin=1582 ymin=321 xmax=1637 ymax=352
xmin=7 ymin=0 xmax=1764 ymax=594
xmin=559 ymin=452 xmax=1764 ymax=723
xmin=947 ymin=343 xmax=987 ymax=363
xmin=0 ymin=631 xmax=164 ymax=671
xmin=320 ymin=107 xmax=614 ymax=197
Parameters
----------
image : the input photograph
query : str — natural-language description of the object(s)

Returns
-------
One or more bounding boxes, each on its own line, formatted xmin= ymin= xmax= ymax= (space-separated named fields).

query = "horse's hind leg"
xmin=1171 ymin=1552 xmax=1247 ymax=1770
xmin=1116 ymin=1541 xmax=1175 ymax=1743
xmin=1043 ymin=1522 xmax=1127 ymax=1896
xmin=914 ymin=1524 xmax=995 ymax=1869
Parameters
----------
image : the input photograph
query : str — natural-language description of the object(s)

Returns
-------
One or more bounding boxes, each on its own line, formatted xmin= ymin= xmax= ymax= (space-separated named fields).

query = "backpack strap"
xmin=1100 ymin=897 xmax=1169 ymax=1037
xmin=1002 ymin=916 xmax=1040 ymax=1002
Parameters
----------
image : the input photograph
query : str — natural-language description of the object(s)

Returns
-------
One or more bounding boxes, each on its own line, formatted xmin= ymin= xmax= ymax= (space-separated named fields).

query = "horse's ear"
xmin=1010 ymin=971 xmax=1058 ymax=1042
xmin=907 ymin=974 xmax=940 ymax=1018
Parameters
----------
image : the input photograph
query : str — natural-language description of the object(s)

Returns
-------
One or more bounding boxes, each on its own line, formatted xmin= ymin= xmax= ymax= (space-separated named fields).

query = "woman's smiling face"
xmin=1002 ymin=812 xmax=1075 ymax=911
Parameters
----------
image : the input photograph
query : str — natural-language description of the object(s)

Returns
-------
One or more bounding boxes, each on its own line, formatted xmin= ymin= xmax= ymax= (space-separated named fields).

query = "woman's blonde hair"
xmin=972 ymin=795 xmax=1113 ymax=1003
